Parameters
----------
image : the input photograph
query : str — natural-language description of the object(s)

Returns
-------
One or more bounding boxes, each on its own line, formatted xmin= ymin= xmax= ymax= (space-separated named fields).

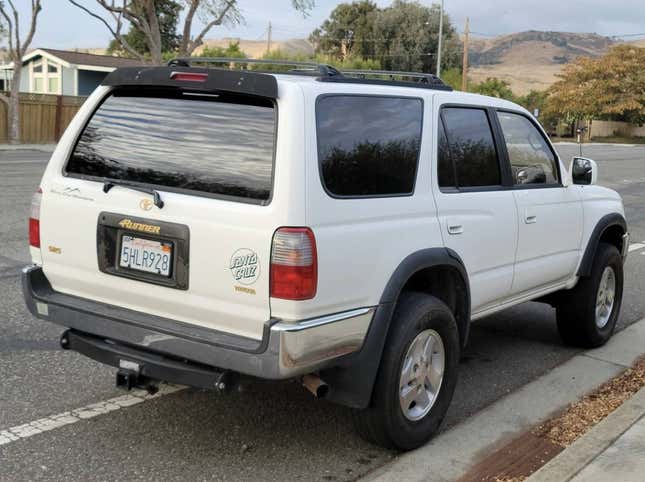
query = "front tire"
xmin=351 ymin=292 xmax=460 ymax=450
xmin=556 ymin=242 xmax=623 ymax=348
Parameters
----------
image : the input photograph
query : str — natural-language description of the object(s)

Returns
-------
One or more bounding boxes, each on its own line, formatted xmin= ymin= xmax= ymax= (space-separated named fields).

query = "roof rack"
xmin=342 ymin=69 xmax=443 ymax=83
xmin=168 ymin=57 xmax=341 ymax=77
xmin=166 ymin=57 xmax=452 ymax=91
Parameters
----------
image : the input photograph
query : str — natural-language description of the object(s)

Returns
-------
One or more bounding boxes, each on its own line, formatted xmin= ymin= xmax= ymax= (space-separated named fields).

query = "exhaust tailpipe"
xmin=302 ymin=374 xmax=329 ymax=398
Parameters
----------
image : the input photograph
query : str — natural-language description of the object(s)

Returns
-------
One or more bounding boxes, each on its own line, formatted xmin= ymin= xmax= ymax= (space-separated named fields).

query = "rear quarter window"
xmin=316 ymin=95 xmax=423 ymax=197
xmin=66 ymin=90 xmax=276 ymax=204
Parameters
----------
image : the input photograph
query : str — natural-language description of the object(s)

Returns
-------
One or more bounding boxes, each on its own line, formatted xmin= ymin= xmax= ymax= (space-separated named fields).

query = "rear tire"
xmin=556 ymin=243 xmax=623 ymax=348
xmin=351 ymin=292 xmax=460 ymax=450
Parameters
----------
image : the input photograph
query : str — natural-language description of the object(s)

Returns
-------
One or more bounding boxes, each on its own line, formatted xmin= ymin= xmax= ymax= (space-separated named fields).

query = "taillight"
xmin=270 ymin=227 xmax=317 ymax=300
xmin=29 ymin=187 xmax=42 ymax=248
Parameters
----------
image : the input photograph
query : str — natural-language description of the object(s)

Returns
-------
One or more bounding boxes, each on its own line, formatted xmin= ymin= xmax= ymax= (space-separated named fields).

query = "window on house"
xmin=32 ymin=58 xmax=60 ymax=94
xmin=48 ymin=78 xmax=59 ymax=93
xmin=33 ymin=77 xmax=44 ymax=93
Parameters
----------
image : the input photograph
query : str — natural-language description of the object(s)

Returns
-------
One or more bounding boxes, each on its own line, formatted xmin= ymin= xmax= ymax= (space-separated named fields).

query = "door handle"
xmin=448 ymin=224 xmax=463 ymax=235
xmin=525 ymin=215 xmax=537 ymax=224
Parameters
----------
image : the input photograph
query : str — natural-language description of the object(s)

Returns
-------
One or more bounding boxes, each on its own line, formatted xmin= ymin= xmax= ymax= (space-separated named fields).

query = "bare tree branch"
xmin=0 ymin=2 xmax=16 ymax=58
xmin=185 ymin=0 xmax=238 ymax=55
xmin=0 ymin=0 xmax=42 ymax=142
xmin=21 ymin=0 xmax=42 ymax=55
xmin=179 ymin=0 xmax=200 ymax=56
xmin=67 ymin=0 xmax=146 ymax=61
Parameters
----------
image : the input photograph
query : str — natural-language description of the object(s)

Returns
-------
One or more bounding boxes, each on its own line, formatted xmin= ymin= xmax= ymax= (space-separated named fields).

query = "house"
xmin=0 ymin=48 xmax=142 ymax=96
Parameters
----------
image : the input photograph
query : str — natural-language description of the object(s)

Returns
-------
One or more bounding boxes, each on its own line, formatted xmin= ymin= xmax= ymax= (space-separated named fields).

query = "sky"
xmin=6 ymin=0 xmax=645 ymax=50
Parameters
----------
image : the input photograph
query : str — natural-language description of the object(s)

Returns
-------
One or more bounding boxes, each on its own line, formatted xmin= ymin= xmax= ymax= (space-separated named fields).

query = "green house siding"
xmin=62 ymin=66 xmax=76 ymax=96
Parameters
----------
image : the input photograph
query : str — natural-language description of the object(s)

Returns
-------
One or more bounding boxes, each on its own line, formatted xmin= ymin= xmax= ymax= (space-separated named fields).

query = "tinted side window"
xmin=497 ymin=111 xmax=558 ymax=185
xmin=441 ymin=108 xmax=501 ymax=188
xmin=437 ymin=120 xmax=456 ymax=188
xmin=316 ymin=96 xmax=423 ymax=196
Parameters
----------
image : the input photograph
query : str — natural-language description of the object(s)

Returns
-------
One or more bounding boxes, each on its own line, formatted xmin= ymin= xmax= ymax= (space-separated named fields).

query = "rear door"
xmin=431 ymin=101 xmax=518 ymax=313
xmin=495 ymin=110 xmax=583 ymax=295
xmin=39 ymin=87 xmax=282 ymax=340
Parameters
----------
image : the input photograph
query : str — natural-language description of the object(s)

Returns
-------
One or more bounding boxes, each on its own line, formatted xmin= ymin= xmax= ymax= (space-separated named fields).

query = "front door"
xmin=494 ymin=110 xmax=583 ymax=295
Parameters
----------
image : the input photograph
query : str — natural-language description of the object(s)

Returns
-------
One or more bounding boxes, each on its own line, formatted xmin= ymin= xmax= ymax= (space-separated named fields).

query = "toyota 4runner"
xmin=22 ymin=58 xmax=629 ymax=450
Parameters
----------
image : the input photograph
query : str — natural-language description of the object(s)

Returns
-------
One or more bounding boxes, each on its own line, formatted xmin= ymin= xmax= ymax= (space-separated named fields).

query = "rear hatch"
xmin=38 ymin=80 xmax=282 ymax=340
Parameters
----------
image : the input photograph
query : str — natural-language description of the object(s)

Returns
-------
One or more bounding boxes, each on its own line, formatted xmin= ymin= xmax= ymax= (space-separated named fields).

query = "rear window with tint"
xmin=316 ymin=95 xmax=423 ymax=197
xmin=66 ymin=91 xmax=276 ymax=204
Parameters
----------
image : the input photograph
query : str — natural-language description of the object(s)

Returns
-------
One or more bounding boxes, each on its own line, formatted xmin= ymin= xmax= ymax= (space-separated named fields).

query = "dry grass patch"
xmin=535 ymin=356 xmax=645 ymax=447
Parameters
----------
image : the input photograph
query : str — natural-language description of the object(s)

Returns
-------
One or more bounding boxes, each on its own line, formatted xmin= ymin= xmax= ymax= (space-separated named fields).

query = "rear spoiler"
xmin=101 ymin=66 xmax=278 ymax=99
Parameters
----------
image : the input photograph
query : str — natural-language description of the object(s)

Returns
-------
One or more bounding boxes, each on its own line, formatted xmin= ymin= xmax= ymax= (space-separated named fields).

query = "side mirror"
xmin=570 ymin=157 xmax=598 ymax=185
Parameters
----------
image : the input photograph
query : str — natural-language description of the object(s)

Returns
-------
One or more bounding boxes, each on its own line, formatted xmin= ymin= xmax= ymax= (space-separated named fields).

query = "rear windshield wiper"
xmin=102 ymin=181 xmax=164 ymax=209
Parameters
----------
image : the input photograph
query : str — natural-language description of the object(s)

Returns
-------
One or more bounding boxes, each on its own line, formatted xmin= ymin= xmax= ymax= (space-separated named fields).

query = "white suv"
xmin=23 ymin=59 xmax=629 ymax=450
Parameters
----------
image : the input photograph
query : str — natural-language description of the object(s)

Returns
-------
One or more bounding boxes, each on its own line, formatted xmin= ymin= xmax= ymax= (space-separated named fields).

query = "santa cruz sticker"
xmin=230 ymin=248 xmax=260 ymax=285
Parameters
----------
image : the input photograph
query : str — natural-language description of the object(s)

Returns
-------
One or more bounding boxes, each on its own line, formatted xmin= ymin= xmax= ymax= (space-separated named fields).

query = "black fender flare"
xmin=577 ymin=213 xmax=627 ymax=277
xmin=321 ymin=247 xmax=471 ymax=409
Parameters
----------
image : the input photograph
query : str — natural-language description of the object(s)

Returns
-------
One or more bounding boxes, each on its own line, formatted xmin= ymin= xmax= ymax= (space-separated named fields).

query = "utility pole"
xmin=266 ymin=22 xmax=272 ymax=54
xmin=436 ymin=0 xmax=444 ymax=77
xmin=461 ymin=17 xmax=469 ymax=91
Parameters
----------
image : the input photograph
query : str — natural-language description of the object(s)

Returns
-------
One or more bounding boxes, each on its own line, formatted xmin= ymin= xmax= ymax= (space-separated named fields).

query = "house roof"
xmin=36 ymin=48 xmax=143 ymax=69
xmin=0 ymin=48 xmax=145 ymax=72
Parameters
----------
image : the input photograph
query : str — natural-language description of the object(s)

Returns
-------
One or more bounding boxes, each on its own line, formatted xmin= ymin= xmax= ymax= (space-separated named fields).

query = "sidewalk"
xmin=0 ymin=143 xmax=56 ymax=152
xmin=363 ymin=319 xmax=645 ymax=482
xmin=529 ymin=386 xmax=645 ymax=482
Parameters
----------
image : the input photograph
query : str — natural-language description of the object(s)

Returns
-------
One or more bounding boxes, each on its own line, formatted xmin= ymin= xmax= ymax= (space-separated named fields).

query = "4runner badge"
xmin=230 ymin=248 xmax=260 ymax=285
xmin=118 ymin=219 xmax=161 ymax=235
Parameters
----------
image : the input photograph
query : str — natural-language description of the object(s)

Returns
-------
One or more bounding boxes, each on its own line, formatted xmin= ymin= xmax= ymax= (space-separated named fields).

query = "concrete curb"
xmin=361 ymin=318 xmax=645 ymax=482
xmin=0 ymin=144 xmax=56 ymax=152
xmin=527 ymin=386 xmax=645 ymax=482
xmin=553 ymin=142 xmax=639 ymax=147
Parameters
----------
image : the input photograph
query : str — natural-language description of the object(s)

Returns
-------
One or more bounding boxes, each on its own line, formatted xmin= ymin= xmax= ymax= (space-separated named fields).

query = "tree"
xmin=311 ymin=0 xmax=460 ymax=75
xmin=0 ymin=1 xmax=43 ymax=144
xmin=200 ymin=40 xmax=247 ymax=58
xmin=547 ymin=45 xmax=645 ymax=127
xmin=107 ymin=0 xmax=180 ymax=57
xmin=470 ymin=77 xmax=515 ymax=101
xmin=309 ymin=1 xmax=378 ymax=60
xmin=69 ymin=0 xmax=314 ymax=65
xmin=374 ymin=1 xmax=459 ymax=73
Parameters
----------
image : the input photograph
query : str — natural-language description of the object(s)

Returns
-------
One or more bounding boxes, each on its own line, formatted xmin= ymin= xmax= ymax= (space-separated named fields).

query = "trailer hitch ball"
xmin=60 ymin=331 xmax=70 ymax=349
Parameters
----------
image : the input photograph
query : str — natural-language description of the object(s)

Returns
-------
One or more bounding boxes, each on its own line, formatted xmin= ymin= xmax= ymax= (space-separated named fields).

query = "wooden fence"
xmin=0 ymin=92 xmax=87 ymax=144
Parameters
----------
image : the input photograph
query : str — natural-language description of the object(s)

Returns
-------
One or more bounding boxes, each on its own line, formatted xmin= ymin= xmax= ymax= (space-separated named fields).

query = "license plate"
xmin=119 ymin=235 xmax=172 ymax=277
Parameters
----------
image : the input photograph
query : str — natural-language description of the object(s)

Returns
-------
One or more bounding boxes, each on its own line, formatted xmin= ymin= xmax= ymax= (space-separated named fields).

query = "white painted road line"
xmin=0 ymin=384 xmax=184 ymax=447
xmin=629 ymin=243 xmax=645 ymax=252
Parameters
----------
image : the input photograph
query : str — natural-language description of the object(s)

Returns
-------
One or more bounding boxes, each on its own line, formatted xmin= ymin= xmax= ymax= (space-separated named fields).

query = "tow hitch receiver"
xmin=116 ymin=368 xmax=159 ymax=395
xmin=59 ymin=329 xmax=237 ymax=392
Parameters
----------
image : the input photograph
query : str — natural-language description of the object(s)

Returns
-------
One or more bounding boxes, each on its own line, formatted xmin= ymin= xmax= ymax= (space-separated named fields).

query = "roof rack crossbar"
xmin=341 ymin=69 xmax=443 ymax=83
xmin=167 ymin=57 xmax=341 ymax=77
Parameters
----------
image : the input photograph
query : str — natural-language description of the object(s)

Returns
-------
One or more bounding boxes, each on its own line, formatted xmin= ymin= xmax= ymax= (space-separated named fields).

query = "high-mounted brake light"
xmin=170 ymin=71 xmax=208 ymax=82
xmin=270 ymin=227 xmax=317 ymax=300
xmin=29 ymin=187 xmax=42 ymax=248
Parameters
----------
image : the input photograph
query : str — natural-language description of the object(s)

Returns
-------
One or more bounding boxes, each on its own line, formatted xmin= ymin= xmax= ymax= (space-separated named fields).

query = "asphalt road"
xmin=1 ymin=144 xmax=644 ymax=481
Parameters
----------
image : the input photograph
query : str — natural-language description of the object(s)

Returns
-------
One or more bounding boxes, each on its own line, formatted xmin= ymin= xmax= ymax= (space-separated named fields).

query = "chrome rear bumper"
xmin=22 ymin=265 xmax=375 ymax=380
